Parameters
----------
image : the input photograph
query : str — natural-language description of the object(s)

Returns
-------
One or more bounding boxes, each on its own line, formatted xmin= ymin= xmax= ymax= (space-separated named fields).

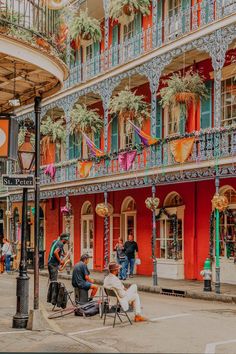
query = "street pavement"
xmin=1 ymin=272 xmax=236 ymax=353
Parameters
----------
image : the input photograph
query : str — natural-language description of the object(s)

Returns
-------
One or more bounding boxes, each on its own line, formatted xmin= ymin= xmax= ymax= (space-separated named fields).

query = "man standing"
xmin=2 ymin=238 xmax=13 ymax=273
xmin=124 ymin=233 xmax=138 ymax=278
xmin=72 ymin=254 xmax=98 ymax=302
xmin=104 ymin=262 xmax=147 ymax=322
xmin=48 ymin=233 xmax=70 ymax=281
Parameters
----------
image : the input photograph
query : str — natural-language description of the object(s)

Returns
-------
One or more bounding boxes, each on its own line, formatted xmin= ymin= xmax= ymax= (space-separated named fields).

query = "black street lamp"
xmin=12 ymin=132 xmax=35 ymax=329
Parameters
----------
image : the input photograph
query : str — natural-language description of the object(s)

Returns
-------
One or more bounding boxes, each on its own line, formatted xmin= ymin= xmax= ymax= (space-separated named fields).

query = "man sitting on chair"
xmin=72 ymin=253 xmax=98 ymax=302
xmin=104 ymin=262 xmax=147 ymax=322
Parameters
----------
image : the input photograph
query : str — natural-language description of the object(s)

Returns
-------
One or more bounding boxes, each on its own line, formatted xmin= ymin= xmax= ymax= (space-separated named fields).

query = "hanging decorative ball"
xmin=44 ymin=0 xmax=69 ymax=10
xmin=211 ymin=194 xmax=228 ymax=212
xmin=95 ymin=203 xmax=114 ymax=217
xmin=145 ymin=197 xmax=160 ymax=211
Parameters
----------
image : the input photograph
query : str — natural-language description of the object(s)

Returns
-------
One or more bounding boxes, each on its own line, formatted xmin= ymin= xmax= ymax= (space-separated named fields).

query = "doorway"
xmin=81 ymin=202 xmax=94 ymax=268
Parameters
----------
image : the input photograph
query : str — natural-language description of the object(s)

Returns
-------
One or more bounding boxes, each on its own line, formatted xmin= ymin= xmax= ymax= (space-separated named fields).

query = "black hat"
xmin=60 ymin=233 xmax=70 ymax=241
xmin=80 ymin=253 xmax=91 ymax=262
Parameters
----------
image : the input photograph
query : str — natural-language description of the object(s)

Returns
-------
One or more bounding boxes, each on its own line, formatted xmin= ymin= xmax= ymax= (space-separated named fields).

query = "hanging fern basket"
xmin=123 ymin=4 xmax=133 ymax=15
xmin=119 ymin=110 xmax=135 ymax=120
xmin=174 ymin=92 xmax=196 ymax=105
xmin=80 ymin=31 xmax=92 ymax=41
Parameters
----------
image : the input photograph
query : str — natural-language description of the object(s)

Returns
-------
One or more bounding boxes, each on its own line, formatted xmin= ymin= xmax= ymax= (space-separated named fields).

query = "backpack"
xmin=56 ymin=283 xmax=68 ymax=309
xmin=74 ymin=300 xmax=99 ymax=317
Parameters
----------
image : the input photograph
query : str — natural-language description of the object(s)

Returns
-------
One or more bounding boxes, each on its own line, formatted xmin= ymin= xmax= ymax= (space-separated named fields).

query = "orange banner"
xmin=170 ymin=137 xmax=195 ymax=163
xmin=77 ymin=161 xmax=93 ymax=178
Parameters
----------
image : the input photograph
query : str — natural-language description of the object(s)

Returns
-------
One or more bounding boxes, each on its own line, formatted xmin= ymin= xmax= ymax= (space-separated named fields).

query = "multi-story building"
xmin=7 ymin=0 xmax=236 ymax=283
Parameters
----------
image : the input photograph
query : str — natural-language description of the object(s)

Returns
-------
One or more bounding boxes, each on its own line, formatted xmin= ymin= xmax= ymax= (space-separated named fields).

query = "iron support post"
xmin=215 ymin=173 xmax=220 ymax=294
xmin=34 ymin=96 xmax=41 ymax=310
xmin=152 ymin=185 xmax=158 ymax=286
xmin=104 ymin=190 xmax=109 ymax=271
xmin=12 ymin=188 xmax=29 ymax=328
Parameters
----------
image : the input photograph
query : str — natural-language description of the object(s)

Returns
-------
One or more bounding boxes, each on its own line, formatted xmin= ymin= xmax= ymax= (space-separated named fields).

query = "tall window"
xmin=218 ymin=188 xmax=236 ymax=259
xmin=123 ymin=20 xmax=135 ymax=42
xmin=168 ymin=0 xmax=181 ymax=38
xmin=120 ymin=119 xmax=135 ymax=149
xmin=221 ymin=77 xmax=236 ymax=126
xmin=156 ymin=192 xmax=184 ymax=260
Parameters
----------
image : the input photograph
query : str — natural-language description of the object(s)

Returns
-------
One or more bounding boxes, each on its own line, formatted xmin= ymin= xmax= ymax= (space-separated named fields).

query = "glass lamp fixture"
xmin=18 ymin=132 xmax=35 ymax=173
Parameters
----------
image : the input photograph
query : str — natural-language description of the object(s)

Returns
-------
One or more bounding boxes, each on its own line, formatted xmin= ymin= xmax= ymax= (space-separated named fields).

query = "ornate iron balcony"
xmin=40 ymin=126 xmax=236 ymax=186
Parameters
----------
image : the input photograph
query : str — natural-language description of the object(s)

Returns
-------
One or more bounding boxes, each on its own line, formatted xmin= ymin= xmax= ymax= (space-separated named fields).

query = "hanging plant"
xmin=40 ymin=116 xmax=66 ymax=156
xmin=160 ymin=71 xmax=208 ymax=133
xmin=69 ymin=9 xmax=102 ymax=44
xmin=70 ymin=103 xmax=103 ymax=134
xmin=0 ymin=10 xmax=19 ymax=33
xmin=109 ymin=87 xmax=149 ymax=130
xmin=109 ymin=0 xmax=151 ymax=22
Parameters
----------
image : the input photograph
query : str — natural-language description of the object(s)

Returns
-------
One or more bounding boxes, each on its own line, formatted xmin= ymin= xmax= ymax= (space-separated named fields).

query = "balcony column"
xmin=65 ymin=111 xmax=71 ymax=160
xmin=103 ymin=0 xmax=110 ymax=69
xmin=152 ymin=0 xmax=157 ymax=48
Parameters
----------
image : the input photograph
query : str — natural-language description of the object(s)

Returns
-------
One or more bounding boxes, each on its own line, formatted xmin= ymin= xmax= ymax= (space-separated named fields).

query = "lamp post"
xmin=145 ymin=184 xmax=160 ymax=286
xmin=34 ymin=96 xmax=41 ymax=310
xmin=12 ymin=132 xmax=35 ymax=328
xmin=211 ymin=172 xmax=228 ymax=294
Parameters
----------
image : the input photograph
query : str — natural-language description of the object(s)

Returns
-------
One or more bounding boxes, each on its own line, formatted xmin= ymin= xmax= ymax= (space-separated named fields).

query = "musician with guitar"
xmin=48 ymin=233 xmax=70 ymax=281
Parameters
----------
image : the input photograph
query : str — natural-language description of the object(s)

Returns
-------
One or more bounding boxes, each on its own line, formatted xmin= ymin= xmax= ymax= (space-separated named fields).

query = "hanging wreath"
xmin=211 ymin=194 xmax=228 ymax=212
xmin=145 ymin=197 xmax=160 ymax=211
xmin=95 ymin=203 xmax=114 ymax=217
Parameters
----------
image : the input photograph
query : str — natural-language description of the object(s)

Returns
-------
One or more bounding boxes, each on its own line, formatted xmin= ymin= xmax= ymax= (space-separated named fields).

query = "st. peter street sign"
xmin=2 ymin=175 xmax=35 ymax=188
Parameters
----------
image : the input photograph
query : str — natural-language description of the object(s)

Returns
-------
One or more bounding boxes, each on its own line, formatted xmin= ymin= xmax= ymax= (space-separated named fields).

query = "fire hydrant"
xmin=200 ymin=258 xmax=212 ymax=292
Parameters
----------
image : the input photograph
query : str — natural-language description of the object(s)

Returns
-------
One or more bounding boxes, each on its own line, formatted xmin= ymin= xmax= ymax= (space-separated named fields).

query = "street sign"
xmin=2 ymin=175 xmax=35 ymax=188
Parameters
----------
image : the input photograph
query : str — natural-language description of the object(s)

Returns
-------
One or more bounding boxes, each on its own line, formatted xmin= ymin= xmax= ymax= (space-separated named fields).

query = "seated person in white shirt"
xmin=104 ymin=261 xmax=147 ymax=322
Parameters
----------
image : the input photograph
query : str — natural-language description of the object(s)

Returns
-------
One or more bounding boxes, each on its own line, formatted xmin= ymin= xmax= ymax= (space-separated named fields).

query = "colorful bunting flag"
xmin=128 ymin=120 xmax=158 ymax=146
xmin=44 ymin=163 xmax=56 ymax=180
xmin=82 ymin=132 xmax=105 ymax=157
xmin=118 ymin=151 xmax=137 ymax=171
xmin=170 ymin=137 xmax=195 ymax=163
xmin=77 ymin=161 xmax=93 ymax=178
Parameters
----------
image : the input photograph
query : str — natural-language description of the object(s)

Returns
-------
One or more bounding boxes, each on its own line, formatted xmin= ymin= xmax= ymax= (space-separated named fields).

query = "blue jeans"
xmin=5 ymin=255 xmax=11 ymax=272
xmin=126 ymin=258 xmax=135 ymax=276
xmin=117 ymin=257 xmax=128 ymax=280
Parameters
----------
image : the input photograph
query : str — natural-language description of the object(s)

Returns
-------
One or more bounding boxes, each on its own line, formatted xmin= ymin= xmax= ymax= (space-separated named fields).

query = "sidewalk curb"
xmin=33 ymin=270 xmax=236 ymax=304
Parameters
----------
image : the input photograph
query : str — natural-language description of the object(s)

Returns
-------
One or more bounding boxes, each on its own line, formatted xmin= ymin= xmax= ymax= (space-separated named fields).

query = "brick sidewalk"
xmin=36 ymin=269 xmax=236 ymax=304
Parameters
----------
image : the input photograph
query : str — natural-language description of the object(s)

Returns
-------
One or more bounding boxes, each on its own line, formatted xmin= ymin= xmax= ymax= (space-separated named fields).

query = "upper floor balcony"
xmin=39 ymin=126 xmax=236 ymax=188
xmin=65 ymin=0 xmax=236 ymax=89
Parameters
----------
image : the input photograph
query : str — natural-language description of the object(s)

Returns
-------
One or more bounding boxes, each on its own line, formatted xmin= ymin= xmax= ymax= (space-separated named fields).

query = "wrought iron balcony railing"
xmin=65 ymin=0 xmax=236 ymax=89
xmin=0 ymin=0 xmax=61 ymax=52
xmin=40 ymin=127 xmax=236 ymax=186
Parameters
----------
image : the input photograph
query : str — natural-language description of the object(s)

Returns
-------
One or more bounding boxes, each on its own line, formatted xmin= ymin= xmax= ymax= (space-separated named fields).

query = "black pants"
xmin=48 ymin=264 xmax=58 ymax=281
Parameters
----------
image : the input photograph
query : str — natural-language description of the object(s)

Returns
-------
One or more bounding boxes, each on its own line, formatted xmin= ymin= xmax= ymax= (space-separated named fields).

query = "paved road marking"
xmin=150 ymin=313 xmax=191 ymax=322
xmin=0 ymin=331 xmax=28 ymax=335
xmin=205 ymin=339 xmax=236 ymax=354
xmin=69 ymin=326 xmax=112 ymax=335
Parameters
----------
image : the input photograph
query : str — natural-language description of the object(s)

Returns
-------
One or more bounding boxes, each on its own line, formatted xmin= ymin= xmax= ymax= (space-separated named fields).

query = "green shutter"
xmin=156 ymin=100 xmax=162 ymax=138
xmin=182 ymin=0 xmax=189 ymax=34
xmin=134 ymin=13 xmax=142 ymax=56
xmin=69 ymin=134 xmax=74 ymax=159
xmin=94 ymin=131 xmax=100 ymax=149
xmin=111 ymin=114 xmax=118 ymax=152
xmin=200 ymin=81 xmax=212 ymax=129
xmin=69 ymin=133 xmax=82 ymax=159
xmin=112 ymin=25 xmax=119 ymax=66
xmin=156 ymin=0 xmax=163 ymax=46
xmin=93 ymin=42 xmax=100 ymax=75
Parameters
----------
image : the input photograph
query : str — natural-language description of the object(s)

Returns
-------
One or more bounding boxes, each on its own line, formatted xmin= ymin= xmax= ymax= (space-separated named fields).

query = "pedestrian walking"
xmin=124 ymin=232 xmax=139 ymax=278
xmin=114 ymin=238 xmax=128 ymax=280
xmin=2 ymin=238 xmax=13 ymax=273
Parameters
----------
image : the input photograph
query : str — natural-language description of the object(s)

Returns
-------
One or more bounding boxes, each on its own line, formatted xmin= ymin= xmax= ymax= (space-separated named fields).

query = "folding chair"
xmin=103 ymin=287 xmax=132 ymax=328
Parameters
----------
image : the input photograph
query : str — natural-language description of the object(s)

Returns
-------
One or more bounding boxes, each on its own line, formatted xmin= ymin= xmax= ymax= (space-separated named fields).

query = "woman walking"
xmin=114 ymin=238 xmax=127 ymax=280
xmin=2 ymin=238 xmax=13 ymax=273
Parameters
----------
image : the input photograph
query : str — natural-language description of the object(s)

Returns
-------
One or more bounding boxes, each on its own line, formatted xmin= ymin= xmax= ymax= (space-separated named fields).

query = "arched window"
xmin=81 ymin=201 xmax=93 ymax=215
xmin=218 ymin=186 xmax=236 ymax=259
xmin=121 ymin=197 xmax=136 ymax=212
xmin=164 ymin=192 xmax=183 ymax=207
xmin=121 ymin=197 xmax=136 ymax=243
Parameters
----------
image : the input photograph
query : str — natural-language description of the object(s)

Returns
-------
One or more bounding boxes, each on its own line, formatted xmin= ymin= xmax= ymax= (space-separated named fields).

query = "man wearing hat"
xmin=72 ymin=254 xmax=98 ymax=302
xmin=104 ymin=262 xmax=147 ymax=322
xmin=48 ymin=233 xmax=70 ymax=281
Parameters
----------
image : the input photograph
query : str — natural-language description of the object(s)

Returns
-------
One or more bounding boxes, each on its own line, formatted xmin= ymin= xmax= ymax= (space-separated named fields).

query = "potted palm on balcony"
xmin=109 ymin=87 xmax=149 ymax=132
xmin=70 ymin=103 xmax=103 ymax=134
xmin=160 ymin=71 xmax=208 ymax=134
xmin=40 ymin=116 xmax=66 ymax=158
xmin=70 ymin=9 xmax=102 ymax=46
xmin=109 ymin=0 xmax=151 ymax=24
